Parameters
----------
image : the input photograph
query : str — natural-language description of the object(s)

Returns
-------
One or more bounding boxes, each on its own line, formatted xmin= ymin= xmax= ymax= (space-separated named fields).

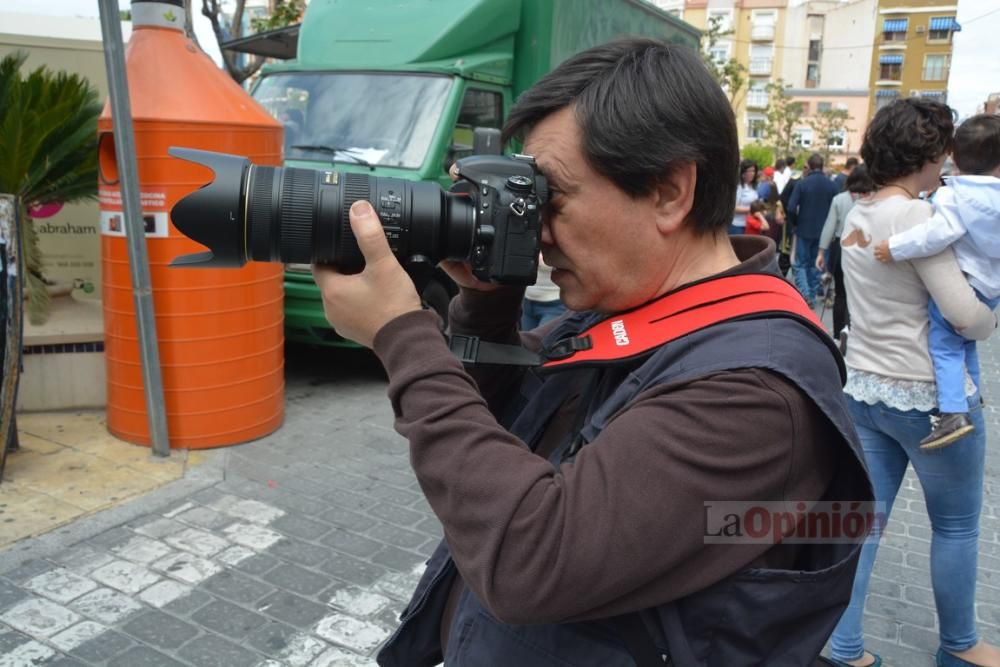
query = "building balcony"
xmin=751 ymin=24 xmax=775 ymax=41
xmin=746 ymin=91 xmax=769 ymax=109
xmin=749 ymin=58 xmax=772 ymax=75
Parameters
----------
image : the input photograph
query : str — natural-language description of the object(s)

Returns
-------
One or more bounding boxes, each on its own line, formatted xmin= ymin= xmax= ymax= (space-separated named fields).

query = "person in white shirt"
xmin=874 ymin=114 xmax=1000 ymax=450
xmin=729 ymin=159 xmax=759 ymax=235
xmin=521 ymin=256 xmax=566 ymax=330
xmin=774 ymin=155 xmax=795 ymax=195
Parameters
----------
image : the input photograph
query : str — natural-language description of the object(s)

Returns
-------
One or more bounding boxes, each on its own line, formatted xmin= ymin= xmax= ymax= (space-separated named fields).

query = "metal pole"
xmin=97 ymin=0 xmax=171 ymax=457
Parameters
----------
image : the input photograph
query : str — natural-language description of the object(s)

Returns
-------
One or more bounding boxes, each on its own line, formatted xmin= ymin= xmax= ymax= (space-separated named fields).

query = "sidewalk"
xmin=0 ymin=334 xmax=998 ymax=666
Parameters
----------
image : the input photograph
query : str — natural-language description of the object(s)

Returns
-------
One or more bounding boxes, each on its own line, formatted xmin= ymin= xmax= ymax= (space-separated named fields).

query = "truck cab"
xmin=245 ymin=0 xmax=698 ymax=347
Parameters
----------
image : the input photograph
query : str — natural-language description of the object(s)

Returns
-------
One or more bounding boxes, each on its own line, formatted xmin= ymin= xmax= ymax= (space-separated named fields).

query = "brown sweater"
xmin=372 ymin=236 xmax=837 ymax=646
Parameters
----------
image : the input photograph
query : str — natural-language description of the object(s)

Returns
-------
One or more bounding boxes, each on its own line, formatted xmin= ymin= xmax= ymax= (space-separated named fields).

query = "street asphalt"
xmin=1 ymin=325 xmax=999 ymax=666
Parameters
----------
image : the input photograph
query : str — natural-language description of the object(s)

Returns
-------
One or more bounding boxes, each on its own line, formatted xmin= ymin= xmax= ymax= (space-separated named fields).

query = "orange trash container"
xmin=98 ymin=0 xmax=284 ymax=448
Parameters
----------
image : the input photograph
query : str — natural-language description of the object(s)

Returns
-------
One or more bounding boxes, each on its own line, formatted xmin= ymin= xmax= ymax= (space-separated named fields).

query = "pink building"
xmin=784 ymin=89 xmax=870 ymax=163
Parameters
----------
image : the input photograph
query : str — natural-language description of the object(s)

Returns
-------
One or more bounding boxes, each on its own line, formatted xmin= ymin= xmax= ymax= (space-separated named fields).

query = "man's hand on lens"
xmin=311 ymin=200 xmax=422 ymax=348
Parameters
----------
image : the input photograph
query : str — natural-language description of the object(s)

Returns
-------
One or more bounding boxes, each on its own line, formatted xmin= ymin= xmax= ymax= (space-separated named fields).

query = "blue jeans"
xmin=793 ymin=236 xmax=821 ymax=302
xmin=521 ymin=299 xmax=566 ymax=331
xmin=929 ymin=293 xmax=1000 ymax=413
xmin=829 ymin=395 xmax=985 ymax=661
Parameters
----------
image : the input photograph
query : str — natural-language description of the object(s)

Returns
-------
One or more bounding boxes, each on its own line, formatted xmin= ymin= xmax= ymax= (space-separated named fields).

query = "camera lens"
xmin=168 ymin=147 xmax=477 ymax=272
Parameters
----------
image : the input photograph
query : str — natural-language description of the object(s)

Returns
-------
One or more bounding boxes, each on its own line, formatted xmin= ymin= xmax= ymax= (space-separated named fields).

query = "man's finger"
xmin=349 ymin=200 xmax=392 ymax=264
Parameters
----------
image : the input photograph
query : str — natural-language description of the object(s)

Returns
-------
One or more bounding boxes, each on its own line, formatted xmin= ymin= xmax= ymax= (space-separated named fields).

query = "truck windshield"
xmin=253 ymin=72 xmax=452 ymax=169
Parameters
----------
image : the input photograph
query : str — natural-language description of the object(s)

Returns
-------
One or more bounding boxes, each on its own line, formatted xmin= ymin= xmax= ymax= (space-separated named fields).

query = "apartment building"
xmin=652 ymin=0 xmax=874 ymax=153
xmin=869 ymin=0 xmax=960 ymax=117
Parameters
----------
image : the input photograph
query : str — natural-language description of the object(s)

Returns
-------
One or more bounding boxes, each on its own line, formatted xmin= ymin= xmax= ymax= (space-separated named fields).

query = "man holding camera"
xmin=314 ymin=39 xmax=871 ymax=667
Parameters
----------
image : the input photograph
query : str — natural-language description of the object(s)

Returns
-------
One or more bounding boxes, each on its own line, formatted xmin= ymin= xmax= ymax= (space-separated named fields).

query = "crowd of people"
xmin=312 ymin=37 xmax=999 ymax=666
xmin=733 ymin=104 xmax=1000 ymax=667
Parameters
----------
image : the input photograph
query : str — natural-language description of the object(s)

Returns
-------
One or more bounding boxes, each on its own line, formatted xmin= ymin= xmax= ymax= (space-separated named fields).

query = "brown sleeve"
xmin=373 ymin=314 xmax=835 ymax=625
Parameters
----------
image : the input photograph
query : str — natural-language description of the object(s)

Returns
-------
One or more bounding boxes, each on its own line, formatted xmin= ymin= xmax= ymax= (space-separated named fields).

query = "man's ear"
xmin=652 ymin=162 xmax=697 ymax=235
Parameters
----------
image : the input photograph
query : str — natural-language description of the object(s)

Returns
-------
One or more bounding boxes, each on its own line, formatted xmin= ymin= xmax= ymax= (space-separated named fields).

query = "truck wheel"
xmin=421 ymin=280 xmax=451 ymax=325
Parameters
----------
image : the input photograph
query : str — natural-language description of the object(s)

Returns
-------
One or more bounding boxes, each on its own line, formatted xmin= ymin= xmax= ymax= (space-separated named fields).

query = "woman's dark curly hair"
xmin=860 ymin=98 xmax=954 ymax=186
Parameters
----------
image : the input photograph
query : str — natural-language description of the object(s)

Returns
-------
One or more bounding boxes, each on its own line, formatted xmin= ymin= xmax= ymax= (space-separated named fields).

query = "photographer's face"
xmin=524 ymin=107 xmax=670 ymax=313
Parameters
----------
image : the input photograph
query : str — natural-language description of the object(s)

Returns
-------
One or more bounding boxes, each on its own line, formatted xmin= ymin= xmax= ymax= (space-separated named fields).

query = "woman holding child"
xmin=824 ymin=99 xmax=1000 ymax=667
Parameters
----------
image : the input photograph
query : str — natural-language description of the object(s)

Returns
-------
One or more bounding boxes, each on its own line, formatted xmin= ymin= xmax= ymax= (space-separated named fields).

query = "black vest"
xmin=377 ymin=310 xmax=872 ymax=667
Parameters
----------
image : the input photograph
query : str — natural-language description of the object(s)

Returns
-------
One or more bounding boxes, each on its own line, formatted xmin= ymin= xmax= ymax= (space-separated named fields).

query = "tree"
xmin=809 ymin=107 xmax=853 ymax=162
xmin=700 ymin=15 xmax=747 ymax=107
xmin=201 ymin=0 xmax=305 ymax=84
xmin=0 ymin=53 xmax=101 ymax=324
xmin=759 ymin=79 xmax=805 ymax=158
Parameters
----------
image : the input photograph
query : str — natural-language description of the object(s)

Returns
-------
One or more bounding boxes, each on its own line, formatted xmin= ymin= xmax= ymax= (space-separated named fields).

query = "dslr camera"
xmin=168 ymin=148 xmax=548 ymax=285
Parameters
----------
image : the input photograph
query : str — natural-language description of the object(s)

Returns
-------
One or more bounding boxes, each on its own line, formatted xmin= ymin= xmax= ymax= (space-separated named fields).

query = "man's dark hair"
xmin=739 ymin=159 xmax=759 ymax=188
xmin=845 ymin=157 xmax=859 ymax=169
xmin=845 ymin=164 xmax=874 ymax=194
xmin=775 ymin=158 xmax=786 ymax=171
xmin=807 ymin=153 xmax=824 ymax=171
xmin=785 ymin=155 xmax=796 ymax=167
xmin=503 ymin=38 xmax=739 ymax=235
xmin=860 ymin=98 xmax=954 ymax=186
xmin=953 ymin=114 xmax=1000 ymax=175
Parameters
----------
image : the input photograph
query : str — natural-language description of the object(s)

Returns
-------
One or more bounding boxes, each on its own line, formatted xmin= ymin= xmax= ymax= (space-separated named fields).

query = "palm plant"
xmin=0 ymin=52 xmax=101 ymax=324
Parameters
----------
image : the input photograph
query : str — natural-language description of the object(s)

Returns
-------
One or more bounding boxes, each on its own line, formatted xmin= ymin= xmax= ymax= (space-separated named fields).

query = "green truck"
xmin=249 ymin=0 xmax=699 ymax=347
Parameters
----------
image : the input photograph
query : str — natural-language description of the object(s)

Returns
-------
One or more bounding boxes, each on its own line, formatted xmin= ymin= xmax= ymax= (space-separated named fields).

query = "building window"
xmin=707 ymin=9 xmax=733 ymax=32
xmin=879 ymin=54 xmax=903 ymax=81
xmin=747 ymin=115 xmax=767 ymax=140
xmin=808 ymin=39 xmax=822 ymax=62
xmin=827 ymin=129 xmax=846 ymax=150
xmin=799 ymin=101 xmax=811 ymax=115
xmin=751 ymin=11 xmax=776 ymax=41
xmin=709 ymin=43 xmax=731 ymax=66
xmin=806 ymin=64 xmax=820 ymax=87
xmin=875 ymin=89 xmax=899 ymax=110
xmin=794 ymin=128 xmax=814 ymax=149
xmin=914 ymin=90 xmax=947 ymax=103
xmin=817 ymin=101 xmax=832 ymax=112
xmin=882 ymin=18 xmax=908 ymax=42
xmin=923 ymin=54 xmax=950 ymax=81
xmin=928 ymin=17 xmax=961 ymax=42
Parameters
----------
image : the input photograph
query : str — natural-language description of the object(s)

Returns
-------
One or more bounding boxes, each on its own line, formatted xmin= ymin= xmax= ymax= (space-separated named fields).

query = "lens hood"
xmin=169 ymin=147 xmax=252 ymax=267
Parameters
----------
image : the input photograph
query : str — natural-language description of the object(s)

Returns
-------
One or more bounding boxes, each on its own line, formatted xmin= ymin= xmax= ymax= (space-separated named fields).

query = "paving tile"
xmin=0 ymin=597 xmax=81 ymax=637
xmin=190 ymin=599 xmax=268 ymax=639
xmin=50 ymin=545 xmax=116 ymax=576
xmin=222 ymin=522 xmax=283 ymax=550
xmin=164 ymin=527 xmax=231 ymax=558
xmin=152 ymin=551 xmax=222 ymax=585
xmin=111 ymin=535 xmax=175 ymax=564
xmin=0 ymin=577 xmax=29 ymax=612
xmin=121 ymin=609 xmax=199 ymax=649
xmin=255 ymin=591 xmax=329 ymax=629
xmin=323 ymin=585 xmax=391 ymax=617
xmin=0 ymin=625 xmax=30 ymax=653
xmin=202 ymin=569 xmax=276 ymax=606
xmin=1 ymin=558 xmax=56 ymax=584
xmin=68 ymin=629 xmax=135 ymax=663
xmin=163 ymin=589 xmax=214 ymax=617
xmin=24 ymin=568 xmax=98 ymax=603
xmin=91 ymin=559 xmax=161 ymax=594
xmin=261 ymin=562 xmax=330 ymax=597
xmin=208 ymin=495 xmax=285 ymax=524
xmin=271 ymin=514 xmax=333 ymax=541
xmin=133 ymin=516 xmax=188 ymax=539
xmin=0 ymin=639 xmax=56 ymax=666
xmin=314 ymin=612 xmax=390 ymax=654
xmin=319 ymin=554 xmax=387 ymax=587
xmin=70 ymin=587 xmax=143 ymax=625
xmin=49 ymin=620 xmax=107 ymax=651
xmin=137 ymin=580 xmax=194 ymax=608
xmin=177 ymin=633 xmax=263 ymax=667
xmin=107 ymin=646 xmax=187 ymax=667
xmin=174 ymin=505 xmax=233 ymax=530
xmin=269 ymin=538 xmax=333 ymax=567
xmin=247 ymin=622 xmax=328 ymax=664
xmin=310 ymin=646 xmax=372 ymax=667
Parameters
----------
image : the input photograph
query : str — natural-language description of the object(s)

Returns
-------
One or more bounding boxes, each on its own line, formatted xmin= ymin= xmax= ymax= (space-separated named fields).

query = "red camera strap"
xmin=541 ymin=273 xmax=823 ymax=369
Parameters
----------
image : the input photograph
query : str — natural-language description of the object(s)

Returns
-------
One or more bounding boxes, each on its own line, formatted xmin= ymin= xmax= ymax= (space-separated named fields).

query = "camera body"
xmin=167 ymin=148 xmax=549 ymax=286
xmin=449 ymin=154 xmax=548 ymax=284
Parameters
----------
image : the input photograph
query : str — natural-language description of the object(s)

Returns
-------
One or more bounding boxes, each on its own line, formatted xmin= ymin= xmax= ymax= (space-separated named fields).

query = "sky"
xmin=4 ymin=0 xmax=1000 ymax=119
